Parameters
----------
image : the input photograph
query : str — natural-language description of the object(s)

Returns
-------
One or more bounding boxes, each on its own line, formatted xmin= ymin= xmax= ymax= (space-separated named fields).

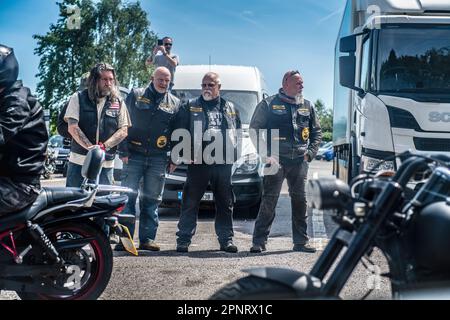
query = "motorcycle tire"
xmin=16 ymin=221 xmax=113 ymax=300
xmin=210 ymin=275 xmax=298 ymax=300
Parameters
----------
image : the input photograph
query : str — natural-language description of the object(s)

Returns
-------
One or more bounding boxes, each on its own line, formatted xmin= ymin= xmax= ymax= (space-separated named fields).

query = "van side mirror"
xmin=82 ymin=146 xmax=105 ymax=182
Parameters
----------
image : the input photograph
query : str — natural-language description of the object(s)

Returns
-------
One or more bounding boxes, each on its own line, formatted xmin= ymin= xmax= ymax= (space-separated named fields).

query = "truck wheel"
xmin=210 ymin=276 xmax=297 ymax=300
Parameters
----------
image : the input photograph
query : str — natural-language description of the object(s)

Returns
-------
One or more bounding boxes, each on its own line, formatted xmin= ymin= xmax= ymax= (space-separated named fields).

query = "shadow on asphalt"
xmin=113 ymin=249 xmax=296 ymax=259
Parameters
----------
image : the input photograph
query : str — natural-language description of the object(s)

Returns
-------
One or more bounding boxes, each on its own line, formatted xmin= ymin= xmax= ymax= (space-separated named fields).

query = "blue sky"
xmin=0 ymin=0 xmax=345 ymax=108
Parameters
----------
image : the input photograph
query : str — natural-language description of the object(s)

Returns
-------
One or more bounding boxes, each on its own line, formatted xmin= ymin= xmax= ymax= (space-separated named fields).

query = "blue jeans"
xmin=121 ymin=152 xmax=168 ymax=243
xmin=66 ymin=162 xmax=113 ymax=188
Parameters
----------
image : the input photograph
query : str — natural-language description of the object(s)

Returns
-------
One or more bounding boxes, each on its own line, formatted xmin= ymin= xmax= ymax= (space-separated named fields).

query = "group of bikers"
xmin=0 ymin=38 xmax=322 ymax=256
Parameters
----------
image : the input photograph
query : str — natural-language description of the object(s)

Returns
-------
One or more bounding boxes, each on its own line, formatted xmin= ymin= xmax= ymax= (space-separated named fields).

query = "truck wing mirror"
xmin=340 ymin=34 xmax=357 ymax=53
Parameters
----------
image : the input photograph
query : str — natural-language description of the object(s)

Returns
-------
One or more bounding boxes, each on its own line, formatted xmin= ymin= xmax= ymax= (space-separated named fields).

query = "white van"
xmin=165 ymin=65 xmax=269 ymax=214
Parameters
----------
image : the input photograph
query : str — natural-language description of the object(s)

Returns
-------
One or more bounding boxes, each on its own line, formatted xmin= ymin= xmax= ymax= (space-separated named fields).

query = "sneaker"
xmin=220 ymin=242 xmax=238 ymax=253
xmin=139 ymin=240 xmax=160 ymax=251
xmin=293 ymin=243 xmax=317 ymax=253
xmin=176 ymin=244 xmax=189 ymax=253
xmin=249 ymin=243 xmax=266 ymax=253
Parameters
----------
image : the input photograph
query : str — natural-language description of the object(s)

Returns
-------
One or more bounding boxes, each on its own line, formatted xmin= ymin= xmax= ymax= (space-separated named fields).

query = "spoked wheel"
xmin=210 ymin=276 xmax=298 ymax=300
xmin=17 ymin=222 xmax=113 ymax=300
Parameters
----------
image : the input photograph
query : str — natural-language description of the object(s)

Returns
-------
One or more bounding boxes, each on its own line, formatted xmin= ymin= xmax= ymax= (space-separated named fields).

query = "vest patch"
xmin=298 ymin=108 xmax=310 ymax=116
xmin=157 ymin=136 xmax=168 ymax=148
xmin=302 ymin=127 xmax=310 ymax=141
xmin=272 ymin=105 xmax=286 ymax=110
xmin=159 ymin=102 xmax=175 ymax=114
xmin=190 ymin=106 xmax=203 ymax=113
xmin=110 ymin=102 xmax=120 ymax=109
xmin=137 ymin=96 xmax=151 ymax=104
xmin=131 ymin=140 xmax=142 ymax=146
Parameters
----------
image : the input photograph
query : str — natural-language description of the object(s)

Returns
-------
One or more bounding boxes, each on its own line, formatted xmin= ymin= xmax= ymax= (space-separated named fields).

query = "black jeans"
xmin=252 ymin=161 xmax=309 ymax=246
xmin=176 ymin=164 xmax=234 ymax=246
xmin=0 ymin=177 xmax=40 ymax=216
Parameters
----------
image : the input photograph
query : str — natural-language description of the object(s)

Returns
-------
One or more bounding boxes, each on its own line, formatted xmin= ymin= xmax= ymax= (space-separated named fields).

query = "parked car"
xmin=315 ymin=141 xmax=334 ymax=161
xmin=47 ymin=134 xmax=70 ymax=175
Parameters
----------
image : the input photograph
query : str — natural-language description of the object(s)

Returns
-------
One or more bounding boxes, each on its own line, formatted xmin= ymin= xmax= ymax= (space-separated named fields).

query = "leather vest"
xmin=70 ymin=89 xmax=120 ymax=161
xmin=266 ymin=95 xmax=312 ymax=159
xmin=126 ymin=86 xmax=180 ymax=157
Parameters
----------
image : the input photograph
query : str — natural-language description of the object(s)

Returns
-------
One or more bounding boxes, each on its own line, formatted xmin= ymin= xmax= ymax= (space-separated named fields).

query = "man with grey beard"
xmin=249 ymin=70 xmax=322 ymax=253
xmin=65 ymin=62 xmax=131 ymax=188
xmin=175 ymin=72 xmax=241 ymax=253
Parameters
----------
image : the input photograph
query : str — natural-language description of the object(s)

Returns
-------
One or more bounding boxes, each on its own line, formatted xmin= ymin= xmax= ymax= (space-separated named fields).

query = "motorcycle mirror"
xmin=81 ymin=146 xmax=105 ymax=182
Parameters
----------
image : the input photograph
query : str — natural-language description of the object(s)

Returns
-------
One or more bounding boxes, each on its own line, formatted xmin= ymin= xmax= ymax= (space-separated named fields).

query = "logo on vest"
xmin=302 ymin=128 xmax=310 ymax=141
xmin=190 ymin=106 xmax=203 ymax=113
xmin=157 ymin=136 xmax=168 ymax=148
xmin=298 ymin=108 xmax=310 ymax=116
xmin=272 ymin=105 xmax=286 ymax=110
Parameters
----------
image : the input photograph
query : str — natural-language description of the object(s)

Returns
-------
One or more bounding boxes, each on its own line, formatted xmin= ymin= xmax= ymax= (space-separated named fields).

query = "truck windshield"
xmin=377 ymin=25 xmax=450 ymax=99
xmin=171 ymin=90 xmax=259 ymax=124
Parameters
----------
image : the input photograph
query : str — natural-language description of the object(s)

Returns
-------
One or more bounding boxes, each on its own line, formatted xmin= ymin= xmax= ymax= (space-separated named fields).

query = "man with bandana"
xmin=249 ymin=70 xmax=322 ymax=253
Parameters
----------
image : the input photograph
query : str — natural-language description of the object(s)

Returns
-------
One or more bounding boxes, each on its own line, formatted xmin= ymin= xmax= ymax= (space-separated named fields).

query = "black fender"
xmin=243 ymin=267 xmax=324 ymax=299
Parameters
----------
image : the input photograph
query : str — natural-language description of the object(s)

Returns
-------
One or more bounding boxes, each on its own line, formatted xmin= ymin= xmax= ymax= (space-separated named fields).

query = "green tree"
xmin=34 ymin=0 xmax=157 ymax=133
xmin=314 ymin=99 xmax=333 ymax=142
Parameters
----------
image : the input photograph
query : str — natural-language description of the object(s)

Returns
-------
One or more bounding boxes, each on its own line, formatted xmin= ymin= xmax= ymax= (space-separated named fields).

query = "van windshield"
xmin=171 ymin=90 xmax=259 ymax=124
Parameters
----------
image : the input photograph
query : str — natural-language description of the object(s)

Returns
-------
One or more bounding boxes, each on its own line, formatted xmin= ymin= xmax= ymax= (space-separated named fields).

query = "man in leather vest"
xmin=64 ymin=63 xmax=130 ymax=188
xmin=175 ymin=72 xmax=242 ymax=253
xmin=117 ymin=67 xmax=180 ymax=252
xmin=0 ymin=44 xmax=48 ymax=215
xmin=249 ymin=70 xmax=322 ymax=253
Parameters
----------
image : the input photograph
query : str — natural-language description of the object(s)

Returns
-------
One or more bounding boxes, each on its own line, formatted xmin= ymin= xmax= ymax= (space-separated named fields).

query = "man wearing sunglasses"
xmin=174 ymin=72 xmax=242 ymax=253
xmin=147 ymin=36 xmax=180 ymax=90
xmin=249 ymin=70 xmax=322 ymax=253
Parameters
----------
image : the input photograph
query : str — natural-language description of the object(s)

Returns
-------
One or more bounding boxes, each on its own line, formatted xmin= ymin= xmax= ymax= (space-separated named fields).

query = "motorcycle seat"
xmin=0 ymin=191 xmax=49 ymax=231
xmin=0 ymin=188 xmax=88 ymax=232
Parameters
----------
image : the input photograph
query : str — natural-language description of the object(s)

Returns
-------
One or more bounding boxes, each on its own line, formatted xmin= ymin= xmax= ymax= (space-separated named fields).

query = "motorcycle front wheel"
xmin=17 ymin=221 xmax=113 ymax=300
xmin=210 ymin=276 xmax=299 ymax=300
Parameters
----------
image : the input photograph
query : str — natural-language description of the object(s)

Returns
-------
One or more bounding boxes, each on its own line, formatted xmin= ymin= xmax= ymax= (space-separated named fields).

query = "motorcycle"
xmin=42 ymin=147 xmax=57 ymax=179
xmin=0 ymin=147 xmax=137 ymax=300
xmin=211 ymin=152 xmax=450 ymax=299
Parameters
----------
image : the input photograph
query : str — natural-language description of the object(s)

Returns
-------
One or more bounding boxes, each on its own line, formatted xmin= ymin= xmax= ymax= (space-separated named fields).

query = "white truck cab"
xmin=334 ymin=0 xmax=450 ymax=183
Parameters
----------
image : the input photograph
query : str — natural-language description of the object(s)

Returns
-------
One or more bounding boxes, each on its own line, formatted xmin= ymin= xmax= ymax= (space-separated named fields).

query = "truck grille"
xmin=414 ymin=138 xmax=450 ymax=152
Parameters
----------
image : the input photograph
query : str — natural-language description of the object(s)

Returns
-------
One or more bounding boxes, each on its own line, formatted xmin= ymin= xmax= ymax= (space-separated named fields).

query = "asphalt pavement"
xmin=0 ymin=160 xmax=392 ymax=300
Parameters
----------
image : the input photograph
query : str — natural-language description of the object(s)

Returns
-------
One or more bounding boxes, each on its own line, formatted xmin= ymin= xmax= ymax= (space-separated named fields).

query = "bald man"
xmin=175 ymin=72 xmax=242 ymax=253
xmin=249 ymin=70 xmax=322 ymax=253
xmin=118 ymin=66 xmax=181 ymax=252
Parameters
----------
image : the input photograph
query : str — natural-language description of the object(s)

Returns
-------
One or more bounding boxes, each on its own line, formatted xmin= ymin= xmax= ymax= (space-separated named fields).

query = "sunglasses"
xmin=201 ymin=83 xmax=217 ymax=88
xmin=164 ymin=43 xmax=172 ymax=47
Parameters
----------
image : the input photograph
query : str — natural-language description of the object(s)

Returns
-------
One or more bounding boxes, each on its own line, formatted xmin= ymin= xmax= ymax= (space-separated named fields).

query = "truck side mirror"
xmin=339 ymin=34 xmax=364 ymax=94
xmin=340 ymin=35 xmax=356 ymax=53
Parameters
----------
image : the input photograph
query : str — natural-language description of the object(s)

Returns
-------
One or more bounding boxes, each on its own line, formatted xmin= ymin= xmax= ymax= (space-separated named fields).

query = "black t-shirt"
xmin=203 ymin=96 xmax=223 ymax=131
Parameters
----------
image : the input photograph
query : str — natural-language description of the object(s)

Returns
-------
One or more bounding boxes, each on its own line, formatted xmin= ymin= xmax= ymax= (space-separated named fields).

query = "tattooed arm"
xmin=103 ymin=126 xmax=128 ymax=150
xmin=67 ymin=118 xmax=94 ymax=150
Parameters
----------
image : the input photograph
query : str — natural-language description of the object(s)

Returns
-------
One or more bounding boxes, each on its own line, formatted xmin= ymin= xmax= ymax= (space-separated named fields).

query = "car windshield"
xmin=48 ymin=135 xmax=64 ymax=148
xmin=376 ymin=25 xmax=450 ymax=100
xmin=171 ymin=90 xmax=259 ymax=124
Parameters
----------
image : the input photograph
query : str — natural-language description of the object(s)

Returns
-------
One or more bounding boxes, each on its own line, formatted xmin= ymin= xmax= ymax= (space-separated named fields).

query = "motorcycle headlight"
xmin=361 ymin=155 xmax=395 ymax=173
xmin=233 ymin=153 xmax=260 ymax=175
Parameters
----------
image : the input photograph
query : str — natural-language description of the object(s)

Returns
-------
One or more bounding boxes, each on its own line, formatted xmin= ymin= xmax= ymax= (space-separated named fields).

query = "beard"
xmin=295 ymin=93 xmax=304 ymax=105
xmin=98 ymin=87 xmax=111 ymax=98
xmin=202 ymin=91 xmax=214 ymax=101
